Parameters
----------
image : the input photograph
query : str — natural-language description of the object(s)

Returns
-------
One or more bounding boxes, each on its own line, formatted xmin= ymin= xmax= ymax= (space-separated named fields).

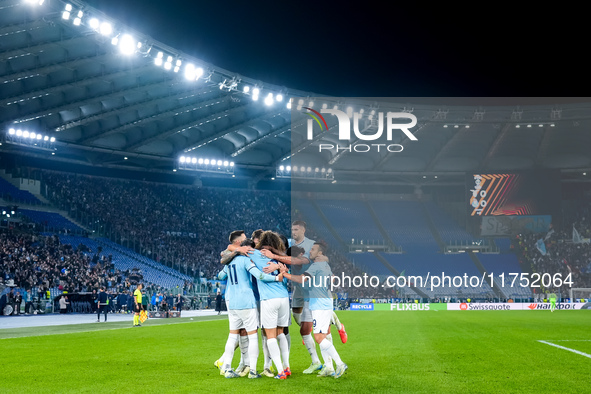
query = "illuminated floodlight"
xmin=44 ymin=136 xmax=49 ymax=141
xmin=23 ymin=131 xmax=29 ymax=138
xmin=243 ymin=86 xmax=250 ymax=93
xmin=62 ymin=11 xmax=70 ymax=20
xmin=100 ymin=22 xmax=112 ymax=36
xmin=50 ymin=137 xmax=55 ymax=142
xmin=252 ymin=94 xmax=259 ymax=101
xmin=264 ymin=94 xmax=274 ymax=106
xmin=179 ymin=156 xmax=186 ymax=163
xmin=279 ymin=165 xmax=285 ymax=171
xmin=276 ymin=94 xmax=283 ymax=102
xmin=216 ymin=160 xmax=222 ymax=166
xmin=315 ymin=167 xmax=319 ymax=172
xmin=29 ymin=132 xmax=36 ymax=139
xmin=154 ymin=57 xmax=162 ymax=66
xmin=173 ymin=66 xmax=180 ymax=73
xmin=8 ymin=129 xmax=15 ymax=135
xmin=36 ymin=134 xmax=42 ymax=140
xmin=223 ymin=161 xmax=229 ymax=167
xmin=286 ymin=166 xmax=291 ymax=171
xmin=163 ymin=62 xmax=171 ymax=70
xmin=230 ymin=162 xmax=234 ymax=167
xmin=89 ymin=18 xmax=100 ymax=29
xmin=293 ymin=166 xmax=298 ymax=172
xmin=327 ymin=168 xmax=333 ymax=173
xmin=321 ymin=168 xmax=326 ymax=173
xmin=308 ymin=101 xmax=314 ymax=107
xmin=298 ymin=99 xmax=304 ymax=105
xmin=77 ymin=10 xmax=83 ymax=17
xmin=307 ymin=167 xmax=312 ymax=172
xmin=73 ymin=18 xmax=81 ymax=26
xmin=118 ymin=34 xmax=135 ymax=55
xmin=286 ymin=102 xmax=292 ymax=109
xmin=252 ymin=88 xmax=260 ymax=96
xmin=204 ymin=159 xmax=210 ymax=165
xmin=322 ymin=103 xmax=328 ymax=109
xmin=184 ymin=64 xmax=195 ymax=80
xmin=198 ymin=158 xmax=204 ymax=164
xmin=195 ymin=67 xmax=204 ymax=80
xmin=65 ymin=4 xmax=72 ymax=11
xmin=111 ymin=37 xmax=118 ymax=46
xmin=16 ymin=130 xmax=22 ymax=136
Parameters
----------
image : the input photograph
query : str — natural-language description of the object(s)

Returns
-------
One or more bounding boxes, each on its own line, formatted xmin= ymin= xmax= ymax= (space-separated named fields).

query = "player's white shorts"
xmin=301 ymin=301 xmax=313 ymax=323
xmin=312 ymin=309 xmax=332 ymax=334
xmin=228 ymin=308 xmax=258 ymax=332
xmin=260 ymin=297 xmax=290 ymax=329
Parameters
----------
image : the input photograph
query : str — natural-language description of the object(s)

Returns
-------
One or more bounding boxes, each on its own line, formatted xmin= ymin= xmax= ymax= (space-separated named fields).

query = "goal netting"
xmin=570 ymin=288 xmax=591 ymax=302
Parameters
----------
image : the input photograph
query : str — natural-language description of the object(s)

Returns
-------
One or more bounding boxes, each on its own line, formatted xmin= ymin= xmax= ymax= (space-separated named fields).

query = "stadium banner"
xmin=388 ymin=303 xmax=448 ymax=311
xmin=360 ymin=303 xmax=449 ymax=311
xmin=448 ymin=302 xmax=591 ymax=311
xmin=350 ymin=303 xmax=374 ymax=310
xmin=468 ymin=172 xmax=560 ymax=217
xmin=480 ymin=215 xmax=552 ymax=236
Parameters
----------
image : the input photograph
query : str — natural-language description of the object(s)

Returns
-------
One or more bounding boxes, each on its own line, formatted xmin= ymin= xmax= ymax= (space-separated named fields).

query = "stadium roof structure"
xmin=1 ymin=0 xmax=591 ymax=185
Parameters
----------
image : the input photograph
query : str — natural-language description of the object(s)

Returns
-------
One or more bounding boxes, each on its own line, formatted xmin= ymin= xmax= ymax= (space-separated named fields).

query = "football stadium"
xmin=1 ymin=1 xmax=590 ymax=393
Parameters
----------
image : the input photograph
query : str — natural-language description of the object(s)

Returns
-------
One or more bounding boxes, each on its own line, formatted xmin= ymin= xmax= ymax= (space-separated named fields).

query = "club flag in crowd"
xmin=536 ymin=239 xmax=547 ymax=255
xmin=544 ymin=228 xmax=555 ymax=241
xmin=573 ymin=226 xmax=583 ymax=244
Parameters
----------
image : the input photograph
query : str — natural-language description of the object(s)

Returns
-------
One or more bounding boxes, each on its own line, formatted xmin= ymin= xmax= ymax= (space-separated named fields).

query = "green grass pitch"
xmin=1 ymin=310 xmax=590 ymax=393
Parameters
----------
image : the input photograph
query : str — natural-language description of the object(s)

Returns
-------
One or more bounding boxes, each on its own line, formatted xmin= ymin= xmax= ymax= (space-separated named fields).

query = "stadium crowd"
xmin=514 ymin=222 xmax=591 ymax=296
xmin=41 ymin=172 xmax=389 ymax=297
xmin=42 ymin=171 xmax=291 ymax=281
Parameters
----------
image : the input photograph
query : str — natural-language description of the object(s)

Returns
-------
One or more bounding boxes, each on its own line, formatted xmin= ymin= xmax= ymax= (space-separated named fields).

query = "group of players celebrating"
xmin=214 ymin=221 xmax=348 ymax=379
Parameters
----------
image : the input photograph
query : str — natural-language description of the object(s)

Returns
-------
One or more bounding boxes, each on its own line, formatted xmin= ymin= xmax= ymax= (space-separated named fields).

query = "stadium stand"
xmin=0 ymin=177 xmax=41 ymax=205
xmin=20 ymin=209 xmax=85 ymax=233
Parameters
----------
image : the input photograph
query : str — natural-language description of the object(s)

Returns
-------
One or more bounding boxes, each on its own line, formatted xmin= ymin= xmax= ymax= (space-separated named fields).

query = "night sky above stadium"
xmin=86 ymin=0 xmax=585 ymax=102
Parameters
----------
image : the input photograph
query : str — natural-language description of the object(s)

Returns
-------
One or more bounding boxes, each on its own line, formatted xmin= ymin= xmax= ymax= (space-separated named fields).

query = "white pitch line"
xmin=538 ymin=340 xmax=591 ymax=359
xmin=553 ymin=340 xmax=591 ymax=342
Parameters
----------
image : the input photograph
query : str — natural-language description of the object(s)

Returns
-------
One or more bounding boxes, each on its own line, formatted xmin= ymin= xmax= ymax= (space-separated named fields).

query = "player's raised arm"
xmin=279 ymin=264 xmax=308 ymax=284
xmin=217 ymin=265 xmax=228 ymax=280
xmin=246 ymin=261 xmax=284 ymax=282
